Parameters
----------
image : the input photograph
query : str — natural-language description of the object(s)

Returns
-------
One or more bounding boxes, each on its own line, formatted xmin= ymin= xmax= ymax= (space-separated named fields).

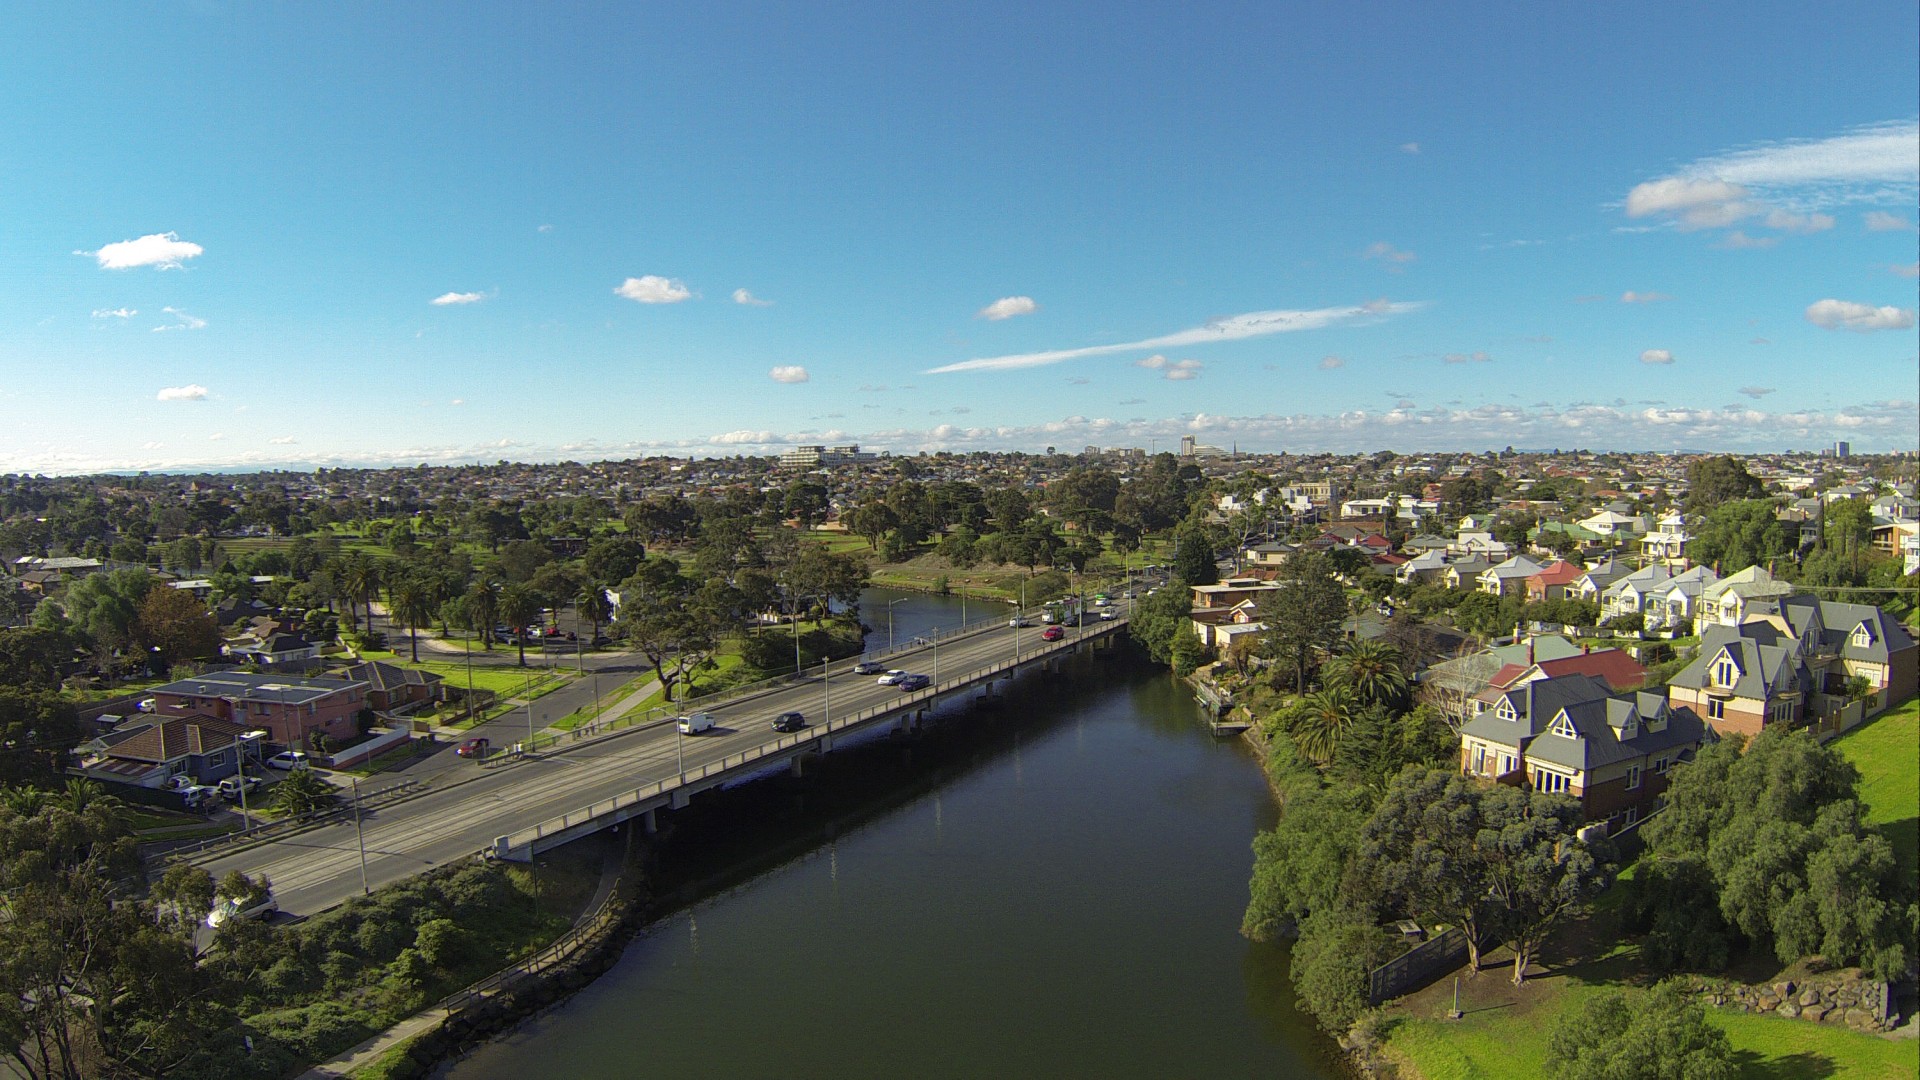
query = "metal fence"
xmin=435 ymin=886 xmax=624 ymax=1015
xmin=1368 ymin=926 xmax=1468 ymax=1005
xmin=495 ymin=619 xmax=1127 ymax=855
xmin=168 ymin=778 xmax=421 ymax=864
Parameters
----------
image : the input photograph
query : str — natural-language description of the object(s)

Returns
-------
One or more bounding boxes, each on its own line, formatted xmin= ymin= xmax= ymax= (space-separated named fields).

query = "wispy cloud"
xmin=1805 ymin=298 xmax=1915 ymax=332
xmin=431 ymin=290 xmax=489 ymax=306
xmin=152 ymin=306 xmax=207 ymax=332
xmin=769 ymin=365 xmax=810 ymax=383
xmin=77 ymin=231 xmax=203 ymax=270
xmin=90 ymin=307 xmax=136 ymax=319
xmin=269 ymin=436 xmax=297 ymax=444
xmin=1864 ymin=210 xmax=1914 ymax=232
xmin=732 ymin=288 xmax=773 ymax=306
xmin=977 ymin=295 xmax=1038 ymax=320
xmin=1737 ymin=386 xmax=1775 ymax=398
xmin=1442 ymin=351 xmax=1491 ymax=364
xmin=1640 ymin=349 xmax=1675 ymax=365
xmin=156 ymin=384 xmax=209 ymax=401
xmin=1364 ymin=241 xmax=1415 ymax=269
xmin=1399 ymin=142 xmax=1420 ymax=155
xmin=927 ymin=300 xmax=1421 ymax=374
xmin=1893 ymin=263 xmax=1920 ymax=279
xmin=1163 ymin=359 xmax=1202 ymax=381
xmin=1713 ymin=231 xmax=1777 ymax=250
xmin=614 ymin=275 xmax=692 ymax=303
xmin=1319 ymin=355 xmax=1346 ymax=370
xmin=1621 ymin=291 xmax=1671 ymax=304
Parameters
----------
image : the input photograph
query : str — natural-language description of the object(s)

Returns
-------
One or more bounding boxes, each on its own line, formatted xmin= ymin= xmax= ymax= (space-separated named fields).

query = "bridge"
xmin=194 ymin=612 xmax=1130 ymax=915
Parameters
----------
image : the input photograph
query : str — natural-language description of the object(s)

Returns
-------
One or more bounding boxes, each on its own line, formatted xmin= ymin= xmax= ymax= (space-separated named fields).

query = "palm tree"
xmin=1324 ymin=639 xmax=1408 ymax=709
xmin=341 ymin=557 xmax=384 ymax=636
xmin=499 ymin=585 xmax=541 ymax=668
xmin=467 ymin=579 xmax=501 ymax=650
xmin=576 ymin=584 xmax=612 ymax=646
xmin=387 ymin=574 xmax=437 ymax=664
xmin=1288 ymin=685 xmax=1358 ymax=767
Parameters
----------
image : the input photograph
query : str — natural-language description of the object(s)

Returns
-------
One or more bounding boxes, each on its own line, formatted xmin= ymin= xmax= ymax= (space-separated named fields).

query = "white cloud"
xmin=1893 ymin=263 xmax=1920 ymax=279
xmin=152 ymin=306 xmax=207 ymax=332
xmin=1399 ymin=142 xmax=1420 ymax=154
xmin=1714 ymin=231 xmax=1778 ymax=250
xmin=156 ymin=384 xmax=210 ymax=401
xmin=207 ymin=433 xmax=224 ymax=441
xmin=1805 ymin=298 xmax=1915 ymax=332
xmin=1864 ymin=211 xmax=1914 ymax=231
xmin=977 ymin=295 xmax=1038 ymax=320
xmin=1624 ymin=178 xmax=1752 ymax=225
xmin=1163 ymin=359 xmax=1202 ymax=381
xmin=1737 ymin=386 xmax=1775 ymax=398
xmin=90 ymin=307 xmax=136 ymax=319
xmin=1442 ymin=351 xmax=1491 ymax=364
xmin=1640 ymin=349 xmax=1675 ymax=365
xmin=431 ymin=290 xmax=488 ymax=306
xmin=928 ymin=301 xmax=1423 ymax=374
xmin=1364 ymin=241 xmax=1415 ymax=267
xmin=1763 ymin=209 xmax=1835 ymax=233
xmin=78 ymin=231 xmax=204 ymax=270
xmin=1136 ymin=354 xmax=1168 ymax=369
xmin=614 ymin=275 xmax=692 ymax=303
xmin=269 ymin=436 xmax=297 ymax=444
xmin=1690 ymin=120 xmax=1918 ymax=192
xmin=710 ymin=429 xmax=779 ymax=445
xmin=537 ymin=224 xmax=554 ymax=233
xmin=769 ymin=365 xmax=810 ymax=383
xmin=450 ymin=398 xmax=466 ymax=406
xmin=1319 ymin=355 xmax=1346 ymax=370
xmin=1621 ymin=291 xmax=1671 ymax=304
xmin=733 ymin=288 xmax=773 ymax=307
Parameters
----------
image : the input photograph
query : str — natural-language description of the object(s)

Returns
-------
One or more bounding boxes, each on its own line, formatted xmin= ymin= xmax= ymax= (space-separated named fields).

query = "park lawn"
xmin=1833 ymin=697 xmax=1919 ymax=893
xmin=1383 ymin=976 xmax=1913 ymax=1080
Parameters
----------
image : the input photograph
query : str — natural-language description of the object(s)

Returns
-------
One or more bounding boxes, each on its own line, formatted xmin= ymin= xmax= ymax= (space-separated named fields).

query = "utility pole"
xmin=350 ymin=776 xmax=370 ymax=896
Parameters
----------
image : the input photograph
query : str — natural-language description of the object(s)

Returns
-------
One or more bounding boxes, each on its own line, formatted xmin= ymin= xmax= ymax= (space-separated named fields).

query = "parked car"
xmin=896 ymin=673 xmax=931 ymax=691
xmin=1041 ymin=626 xmax=1066 ymax=642
xmin=206 ymin=891 xmax=278 ymax=928
xmin=853 ymin=660 xmax=887 ymax=675
xmin=876 ymin=669 xmax=910 ymax=685
xmin=771 ymin=711 xmax=806 ymax=733
xmin=217 ymin=774 xmax=263 ymax=799
xmin=266 ymin=750 xmax=310 ymax=771
xmin=165 ymin=774 xmax=197 ymax=792
xmin=180 ymin=785 xmax=223 ymax=809
xmin=456 ymin=737 xmax=491 ymax=758
xmin=676 ymin=712 xmax=715 ymax=735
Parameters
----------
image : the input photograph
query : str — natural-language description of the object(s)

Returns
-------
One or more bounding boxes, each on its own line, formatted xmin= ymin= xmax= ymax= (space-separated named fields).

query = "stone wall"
xmin=1682 ymin=969 xmax=1896 ymax=1033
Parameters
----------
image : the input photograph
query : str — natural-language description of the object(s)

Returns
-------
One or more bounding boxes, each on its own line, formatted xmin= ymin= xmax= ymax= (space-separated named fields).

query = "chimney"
xmin=1526 ymin=639 xmax=1535 ymax=665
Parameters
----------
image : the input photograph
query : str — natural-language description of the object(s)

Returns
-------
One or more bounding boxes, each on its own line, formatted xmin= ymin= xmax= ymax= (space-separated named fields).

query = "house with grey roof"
xmin=146 ymin=670 xmax=369 ymax=748
xmin=1642 ymin=565 xmax=1718 ymax=631
xmin=1698 ymin=565 xmax=1795 ymax=628
xmin=1477 ymin=554 xmax=1545 ymax=597
xmin=1460 ymin=671 xmax=1710 ymax=832
xmin=1600 ymin=564 xmax=1672 ymax=625
xmin=1572 ymin=557 xmax=1632 ymax=602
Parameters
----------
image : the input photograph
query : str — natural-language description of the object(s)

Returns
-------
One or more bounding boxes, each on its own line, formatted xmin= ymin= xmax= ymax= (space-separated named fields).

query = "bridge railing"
xmin=496 ymin=618 xmax=1125 ymax=854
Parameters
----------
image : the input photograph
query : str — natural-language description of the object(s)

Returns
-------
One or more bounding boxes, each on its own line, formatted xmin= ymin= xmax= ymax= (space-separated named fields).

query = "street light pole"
xmin=822 ymin=655 xmax=831 ymax=729
xmin=350 ymin=776 xmax=370 ymax=896
xmin=886 ymin=596 xmax=909 ymax=652
xmin=673 ymin=679 xmax=686 ymax=778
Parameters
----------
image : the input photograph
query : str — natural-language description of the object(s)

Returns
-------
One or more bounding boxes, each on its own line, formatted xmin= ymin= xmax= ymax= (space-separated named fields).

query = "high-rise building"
xmin=1834 ymin=441 xmax=1851 ymax=459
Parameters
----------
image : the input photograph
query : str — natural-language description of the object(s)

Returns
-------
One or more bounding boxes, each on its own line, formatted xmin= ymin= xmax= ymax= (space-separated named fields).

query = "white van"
xmin=676 ymin=712 xmax=715 ymax=735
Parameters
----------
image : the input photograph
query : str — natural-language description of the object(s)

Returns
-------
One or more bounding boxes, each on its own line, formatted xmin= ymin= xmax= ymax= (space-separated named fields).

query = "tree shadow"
xmin=1875 ymin=816 xmax=1917 ymax=895
xmin=1731 ymin=1050 xmax=1838 ymax=1080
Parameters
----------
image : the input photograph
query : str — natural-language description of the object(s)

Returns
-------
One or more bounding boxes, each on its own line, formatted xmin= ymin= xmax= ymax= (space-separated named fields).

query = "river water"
xmin=444 ymin=589 xmax=1340 ymax=1079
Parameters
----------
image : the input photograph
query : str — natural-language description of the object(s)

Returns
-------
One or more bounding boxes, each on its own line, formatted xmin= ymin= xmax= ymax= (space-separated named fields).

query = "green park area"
xmin=1376 ymin=699 xmax=1920 ymax=1079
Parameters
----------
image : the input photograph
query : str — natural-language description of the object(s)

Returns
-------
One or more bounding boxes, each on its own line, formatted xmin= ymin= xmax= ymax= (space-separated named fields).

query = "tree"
xmin=466 ymin=578 xmax=501 ymax=650
xmin=1545 ymin=981 xmax=1735 ymax=1080
xmin=270 ymin=769 xmax=337 ymax=815
xmin=1684 ymin=455 xmax=1765 ymax=516
xmin=1479 ymin=787 xmax=1612 ymax=983
xmin=1322 ymin=639 xmax=1408 ymax=709
xmin=1286 ymin=686 xmax=1360 ymax=767
xmin=56 ymin=568 xmax=154 ymax=651
xmin=386 ymin=573 xmax=437 ymax=664
xmin=1689 ymin=499 xmax=1791 ymax=573
xmin=576 ymin=585 xmax=612 ymax=645
xmin=1171 ymin=525 xmax=1218 ymax=586
xmin=1243 ymin=747 xmax=1372 ymax=938
xmin=133 ymin=587 xmax=222 ymax=667
xmin=1258 ymin=552 xmax=1348 ymax=692
xmin=1290 ymin=909 xmax=1397 ymax=1034
xmin=0 ymin=627 xmax=75 ymax=690
xmin=499 ymin=585 xmax=542 ymax=667
xmin=583 ymin=535 xmax=646 ymax=587
xmin=612 ymin=565 xmax=723 ymax=704
xmin=340 ymin=556 xmax=384 ymax=634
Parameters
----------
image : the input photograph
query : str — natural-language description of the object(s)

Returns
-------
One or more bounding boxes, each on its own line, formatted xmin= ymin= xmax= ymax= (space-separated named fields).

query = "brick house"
xmin=336 ymin=660 xmax=445 ymax=710
xmin=1460 ymin=672 xmax=1711 ymax=832
xmin=1524 ymin=559 xmax=1585 ymax=602
xmin=145 ymin=670 xmax=369 ymax=748
xmin=77 ymin=714 xmax=256 ymax=788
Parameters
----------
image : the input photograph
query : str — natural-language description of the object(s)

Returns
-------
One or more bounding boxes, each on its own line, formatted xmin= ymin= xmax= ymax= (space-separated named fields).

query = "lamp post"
xmin=886 ymin=596 xmax=910 ymax=652
xmin=673 ymin=679 xmax=686 ymax=778
xmin=349 ymin=776 xmax=370 ymax=896
xmin=236 ymin=730 xmax=265 ymax=834
xmin=822 ymin=655 xmax=831 ymax=730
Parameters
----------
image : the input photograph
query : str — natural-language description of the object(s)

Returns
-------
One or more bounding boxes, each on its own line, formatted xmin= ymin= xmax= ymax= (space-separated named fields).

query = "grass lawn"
xmin=1833 ymin=697 xmax=1919 ymax=894
xmin=1383 ymin=972 xmax=1914 ymax=1080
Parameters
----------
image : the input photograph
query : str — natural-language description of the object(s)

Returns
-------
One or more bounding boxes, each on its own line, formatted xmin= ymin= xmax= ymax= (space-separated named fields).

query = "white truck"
xmin=675 ymin=712 xmax=715 ymax=735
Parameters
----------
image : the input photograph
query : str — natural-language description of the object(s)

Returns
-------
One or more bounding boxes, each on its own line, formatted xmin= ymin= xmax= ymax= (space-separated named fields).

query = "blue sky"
xmin=2 ymin=2 xmax=1915 ymax=472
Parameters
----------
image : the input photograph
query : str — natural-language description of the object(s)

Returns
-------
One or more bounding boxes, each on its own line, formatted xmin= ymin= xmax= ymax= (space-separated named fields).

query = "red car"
xmin=456 ymin=737 xmax=491 ymax=758
xmin=1040 ymin=626 xmax=1065 ymax=642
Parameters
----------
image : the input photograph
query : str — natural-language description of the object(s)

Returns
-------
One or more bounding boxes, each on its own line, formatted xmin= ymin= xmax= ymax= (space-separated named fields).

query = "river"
xmin=442 ymin=589 xmax=1340 ymax=1079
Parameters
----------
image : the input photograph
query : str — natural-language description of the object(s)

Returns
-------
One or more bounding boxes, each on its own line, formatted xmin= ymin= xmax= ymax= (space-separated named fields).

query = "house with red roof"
xmin=1524 ymin=559 xmax=1586 ymax=602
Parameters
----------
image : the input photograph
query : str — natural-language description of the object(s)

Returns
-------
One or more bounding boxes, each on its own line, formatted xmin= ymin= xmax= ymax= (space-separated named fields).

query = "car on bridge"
xmin=853 ymin=660 xmax=887 ymax=675
xmin=895 ymin=673 xmax=931 ymax=691
xmin=1040 ymin=625 xmax=1065 ymax=642
xmin=676 ymin=712 xmax=716 ymax=735
xmin=771 ymin=711 xmax=806 ymax=733
xmin=875 ymin=669 xmax=910 ymax=685
xmin=1008 ymin=614 xmax=1032 ymax=627
xmin=456 ymin=737 xmax=491 ymax=758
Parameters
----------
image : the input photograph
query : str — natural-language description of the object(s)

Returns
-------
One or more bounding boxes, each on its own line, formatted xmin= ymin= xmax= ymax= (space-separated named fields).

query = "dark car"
xmin=896 ymin=673 xmax=931 ymax=691
xmin=1040 ymin=625 xmax=1065 ymax=641
xmin=771 ymin=711 xmax=806 ymax=733
xmin=456 ymin=737 xmax=491 ymax=758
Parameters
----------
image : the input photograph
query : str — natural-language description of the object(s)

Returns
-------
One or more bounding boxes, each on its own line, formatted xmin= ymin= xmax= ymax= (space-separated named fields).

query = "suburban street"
xmin=199 ymin=617 xmax=1108 ymax=916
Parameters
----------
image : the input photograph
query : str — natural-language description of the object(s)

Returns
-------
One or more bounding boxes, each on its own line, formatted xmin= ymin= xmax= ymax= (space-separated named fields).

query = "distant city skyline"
xmin=2 ymin=3 xmax=1916 ymax=474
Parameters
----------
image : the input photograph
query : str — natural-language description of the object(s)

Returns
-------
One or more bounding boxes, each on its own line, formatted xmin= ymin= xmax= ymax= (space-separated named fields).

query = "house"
xmin=1664 ymin=621 xmax=1812 ymax=737
xmin=145 ymin=670 xmax=370 ymax=747
xmin=1752 ymin=596 xmax=1918 ymax=712
xmin=1573 ymin=558 xmax=1633 ymax=601
xmin=75 ymin=714 xmax=256 ymax=789
xmin=1641 ymin=565 xmax=1717 ymax=631
xmin=1419 ymin=634 xmax=1588 ymax=722
xmin=1190 ymin=578 xmax=1284 ymax=610
xmin=1640 ymin=511 xmax=1690 ymax=565
xmin=1460 ymin=672 xmax=1710 ymax=831
xmin=1190 ymin=600 xmax=1267 ymax=649
xmin=1473 ymin=647 xmax=1649 ymax=704
xmin=336 ymin=660 xmax=445 ymax=710
xmin=1449 ymin=531 xmax=1511 ymax=560
xmin=1240 ymin=541 xmax=1296 ymax=567
xmin=1578 ymin=509 xmax=1650 ymax=539
xmin=1523 ymin=559 xmax=1585 ymax=602
xmin=1395 ymin=548 xmax=1451 ymax=586
xmin=1600 ymin=564 xmax=1672 ymax=624
xmin=1478 ymin=554 xmax=1546 ymax=596
xmin=1441 ymin=557 xmax=1493 ymax=591
xmin=225 ymin=625 xmax=321 ymax=667
xmin=1697 ymin=565 xmax=1794 ymax=628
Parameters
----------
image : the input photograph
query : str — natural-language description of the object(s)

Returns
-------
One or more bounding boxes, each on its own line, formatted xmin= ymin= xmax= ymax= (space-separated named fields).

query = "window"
xmin=1549 ymin=712 xmax=1578 ymax=738
xmin=1624 ymin=805 xmax=1639 ymax=827
xmin=1710 ymin=653 xmax=1738 ymax=687
xmin=1707 ymin=698 xmax=1725 ymax=720
xmin=1473 ymin=746 xmax=1487 ymax=774
xmin=1653 ymin=756 xmax=1669 ymax=775
xmin=1532 ymin=768 xmax=1570 ymax=795
xmin=1625 ymin=764 xmax=1642 ymax=790
xmin=1500 ymin=754 xmax=1515 ymax=774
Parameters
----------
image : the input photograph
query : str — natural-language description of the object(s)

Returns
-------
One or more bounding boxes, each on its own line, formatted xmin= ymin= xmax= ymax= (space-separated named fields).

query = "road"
xmin=201 ymin=617 xmax=1109 ymax=916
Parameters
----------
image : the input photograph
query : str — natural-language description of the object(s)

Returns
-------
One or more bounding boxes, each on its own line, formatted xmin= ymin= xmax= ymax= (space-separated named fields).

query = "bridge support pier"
xmin=669 ymin=789 xmax=690 ymax=810
xmin=642 ymin=808 xmax=657 ymax=834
